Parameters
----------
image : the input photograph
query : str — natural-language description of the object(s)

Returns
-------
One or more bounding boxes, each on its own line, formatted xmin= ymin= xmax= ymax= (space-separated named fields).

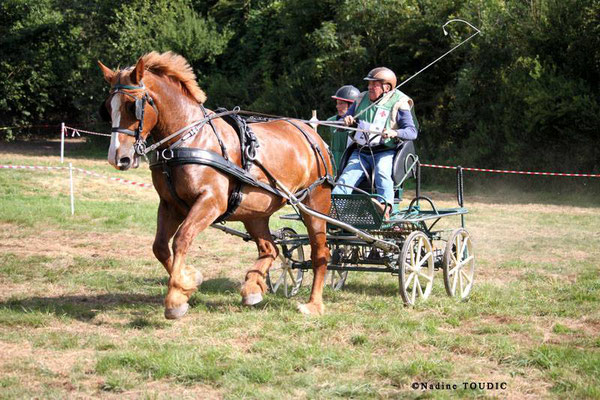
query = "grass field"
xmin=1 ymin=138 xmax=599 ymax=399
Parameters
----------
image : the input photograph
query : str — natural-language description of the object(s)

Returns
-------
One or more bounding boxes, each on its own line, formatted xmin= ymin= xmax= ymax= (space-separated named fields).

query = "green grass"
xmin=1 ymin=143 xmax=600 ymax=399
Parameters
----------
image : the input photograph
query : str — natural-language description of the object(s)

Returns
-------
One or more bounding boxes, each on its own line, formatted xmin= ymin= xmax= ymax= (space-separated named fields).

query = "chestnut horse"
xmin=98 ymin=51 xmax=332 ymax=318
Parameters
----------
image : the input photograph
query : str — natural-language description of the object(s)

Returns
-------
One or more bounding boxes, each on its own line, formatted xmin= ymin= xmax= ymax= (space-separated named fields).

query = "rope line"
xmin=421 ymin=163 xmax=600 ymax=178
xmin=64 ymin=125 xmax=111 ymax=137
xmin=53 ymin=122 xmax=600 ymax=179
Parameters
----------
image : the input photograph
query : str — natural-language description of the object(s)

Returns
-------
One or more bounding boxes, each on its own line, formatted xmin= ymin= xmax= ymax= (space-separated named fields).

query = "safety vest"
xmin=352 ymin=89 xmax=413 ymax=147
xmin=326 ymin=115 xmax=351 ymax=173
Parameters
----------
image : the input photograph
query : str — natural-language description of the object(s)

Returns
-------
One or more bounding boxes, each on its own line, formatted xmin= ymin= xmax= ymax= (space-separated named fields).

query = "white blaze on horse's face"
xmin=107 ymin=95 xmax=136 ymax=170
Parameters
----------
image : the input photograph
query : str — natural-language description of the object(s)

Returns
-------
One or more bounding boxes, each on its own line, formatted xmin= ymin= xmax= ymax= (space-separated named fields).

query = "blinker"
xmin=99 ymin=102 xmax=111 ymax=122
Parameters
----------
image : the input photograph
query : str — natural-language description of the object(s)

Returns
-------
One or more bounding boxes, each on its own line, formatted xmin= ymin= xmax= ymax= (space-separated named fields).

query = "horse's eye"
xmin=128 ymin=102 xmax=136 ymax=115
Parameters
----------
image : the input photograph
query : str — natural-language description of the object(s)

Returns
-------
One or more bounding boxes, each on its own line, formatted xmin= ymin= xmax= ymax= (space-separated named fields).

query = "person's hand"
xmin=343 ymin=115 xmax=355 ymax=126
xmin=382 ymin=129 xmax=397 ymax=139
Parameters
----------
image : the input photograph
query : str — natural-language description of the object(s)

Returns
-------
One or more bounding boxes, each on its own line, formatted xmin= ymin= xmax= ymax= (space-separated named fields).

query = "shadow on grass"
xmin=341 ymin=281 xmax=399 ymax=297
xmin=0 ymin=278 xmax=241 ymax=322
xmin=0 ymin=293 xmax=163 ymax=322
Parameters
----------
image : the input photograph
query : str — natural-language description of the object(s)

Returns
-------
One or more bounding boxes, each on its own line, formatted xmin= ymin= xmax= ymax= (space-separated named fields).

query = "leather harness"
xmin=148 ymin=108 xmax=334 ymax=222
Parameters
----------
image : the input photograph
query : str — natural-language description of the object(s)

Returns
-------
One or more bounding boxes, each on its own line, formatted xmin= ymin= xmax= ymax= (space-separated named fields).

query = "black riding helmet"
xmin=331 ymin=85 xmax=360 ymax=103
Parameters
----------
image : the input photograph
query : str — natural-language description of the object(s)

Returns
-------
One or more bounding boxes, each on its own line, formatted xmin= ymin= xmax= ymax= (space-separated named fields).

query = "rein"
xmin=142 ymin=107 xmax=241 ymax=157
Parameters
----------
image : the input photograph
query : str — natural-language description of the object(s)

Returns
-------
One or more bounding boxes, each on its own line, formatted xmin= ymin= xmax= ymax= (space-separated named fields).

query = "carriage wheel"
xmin=325 ymin=270 xmax=349 ymax=291
xmin=325 ymin=245 xmax=350 ymax=291
xmin=266 ymin=228 xmax=305 ymax=298
xmin=443 ymin=228 xmax=475 ymax=299
xmin=398 ymin=231 xmax=435 ymax=305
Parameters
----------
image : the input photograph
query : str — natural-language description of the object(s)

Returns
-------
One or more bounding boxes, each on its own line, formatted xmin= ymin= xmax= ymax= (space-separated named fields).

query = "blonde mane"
xmin=140 ymin=51 xmax=207 ymax=104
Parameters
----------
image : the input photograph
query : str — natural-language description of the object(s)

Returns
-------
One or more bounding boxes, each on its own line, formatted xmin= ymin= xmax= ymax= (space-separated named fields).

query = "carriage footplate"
xmin=329 ymin=194 xmax=383 ymax=230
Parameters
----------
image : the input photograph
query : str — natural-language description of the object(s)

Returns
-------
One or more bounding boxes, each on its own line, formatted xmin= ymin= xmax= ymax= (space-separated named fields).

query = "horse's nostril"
xmin=119 ymin=157 xmax=131 ymax=167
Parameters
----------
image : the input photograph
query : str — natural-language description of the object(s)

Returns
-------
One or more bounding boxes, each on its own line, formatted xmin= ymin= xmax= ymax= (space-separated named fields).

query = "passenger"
xmin=332 ymin=67 xmax=418 ymax=219
xmin=321 ymin=85 xmax=360 ymax=172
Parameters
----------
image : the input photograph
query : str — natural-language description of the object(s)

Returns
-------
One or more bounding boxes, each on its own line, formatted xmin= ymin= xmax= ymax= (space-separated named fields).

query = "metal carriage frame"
xmin=213 ymin=154 xmax=475 ymax=306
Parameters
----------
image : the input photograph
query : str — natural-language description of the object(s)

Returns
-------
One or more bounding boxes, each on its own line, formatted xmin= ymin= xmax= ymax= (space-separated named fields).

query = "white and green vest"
xmin=352 ymin=89 xmax=412 ymax=147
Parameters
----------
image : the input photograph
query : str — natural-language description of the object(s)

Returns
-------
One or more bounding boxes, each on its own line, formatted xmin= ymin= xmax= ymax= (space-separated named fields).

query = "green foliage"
xmin=0 ymin=0 xmax=598 ymax=177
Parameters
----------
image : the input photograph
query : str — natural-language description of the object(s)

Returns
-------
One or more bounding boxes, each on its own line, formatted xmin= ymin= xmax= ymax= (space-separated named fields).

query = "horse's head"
xmin=98 ymin=57 xmax=158 ymax=170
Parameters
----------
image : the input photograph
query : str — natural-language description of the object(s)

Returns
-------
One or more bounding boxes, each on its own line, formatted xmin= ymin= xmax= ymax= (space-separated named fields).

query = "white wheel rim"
xmin=402 ymin=232 xmax=434 ymax=305
xmin=267 ymin=235 xmax=304 ymax=297
xmin=446 ymin=230 xmax=474 ymax=298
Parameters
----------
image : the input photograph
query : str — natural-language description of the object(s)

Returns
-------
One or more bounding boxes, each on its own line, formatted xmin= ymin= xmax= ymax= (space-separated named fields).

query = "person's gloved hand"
xmin=382 ymin=129 xmax=398 ymax=139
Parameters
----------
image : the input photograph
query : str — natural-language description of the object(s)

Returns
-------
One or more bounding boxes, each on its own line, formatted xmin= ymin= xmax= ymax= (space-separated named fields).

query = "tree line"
xmin=1 ymin=0 xmax=598 ymax=174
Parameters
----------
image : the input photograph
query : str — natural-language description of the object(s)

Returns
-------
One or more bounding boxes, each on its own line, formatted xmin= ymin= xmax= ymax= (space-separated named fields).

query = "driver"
xmin=332 ymin=67 xmax=418 ymax=219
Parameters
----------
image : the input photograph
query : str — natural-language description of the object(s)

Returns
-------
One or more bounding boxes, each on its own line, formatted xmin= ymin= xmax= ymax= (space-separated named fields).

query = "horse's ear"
xmin=97 ymin=60 xmax=115 ymax=84
xmin=132 ymin=57 xmax=145 ymax=84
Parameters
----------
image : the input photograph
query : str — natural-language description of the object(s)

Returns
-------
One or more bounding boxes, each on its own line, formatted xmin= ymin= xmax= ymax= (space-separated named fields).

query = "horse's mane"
xmin=140 ymin=51 xmax=207 ymax=104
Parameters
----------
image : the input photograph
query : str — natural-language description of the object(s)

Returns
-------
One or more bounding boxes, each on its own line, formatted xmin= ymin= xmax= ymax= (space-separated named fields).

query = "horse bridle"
xmin=108 ymin=78 xmax=158 ymax=156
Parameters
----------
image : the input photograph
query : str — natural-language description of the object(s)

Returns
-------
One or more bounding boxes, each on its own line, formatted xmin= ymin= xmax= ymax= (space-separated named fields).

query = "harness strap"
xmin=283 ymin=119 xmax=332 ymax=179
xmin=202 ymin=105 xmax=229 ymax=161
xmin=149 ymin=148 xmax=285 ymax=198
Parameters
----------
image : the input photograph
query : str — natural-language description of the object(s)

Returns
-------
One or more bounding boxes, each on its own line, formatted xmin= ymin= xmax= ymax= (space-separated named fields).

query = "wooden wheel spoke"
xmin=416 ymin=239 xmax=423 ymax=264
xmin=287 ymin=269 xmax=297 ymax=286
xmin=459 ymin=237 xmax=468 ymax=259
xmin=451 ymin=267 xmax=459 ymax=293
xmin=272 ymin=271 xmax=285 ymax=292
xmin=417 ymin=270 xmax=433 ymax=282
xmin=416 ymin=251 xmax=432 ymax=269
xmin=416 ymin=277 xmax=424 ymax=298
xmin=448 ymin=262 xmax=461 ymax=277
xmin=450 ymin=253 xmax=459 ymax=265
xmin=460 ymin=269 xmax=472 ymax=285
xmin=404 ymin=272 xmax=415 ymax=290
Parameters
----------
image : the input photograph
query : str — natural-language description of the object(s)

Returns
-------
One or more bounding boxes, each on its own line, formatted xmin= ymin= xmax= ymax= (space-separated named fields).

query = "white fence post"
xmin=69 ymin=162 xmax=75 ymax=215
xmin=60 ymin=122 xmax=65 ymax=163
xmin=309 ymin=110 xmax=318 ymax=131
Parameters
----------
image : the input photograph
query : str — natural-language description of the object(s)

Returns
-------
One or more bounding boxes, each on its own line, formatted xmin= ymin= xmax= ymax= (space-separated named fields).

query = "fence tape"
xmin=64 ymin=125 xmax=111 ymax=138
xmin=0 ymin=164 xmax=153 ymax=189
xmin=420 ymin=163 xmax=600 ymax=178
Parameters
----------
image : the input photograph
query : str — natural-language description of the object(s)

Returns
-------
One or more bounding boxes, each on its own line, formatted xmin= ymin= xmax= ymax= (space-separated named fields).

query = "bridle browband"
xmin=109 ymin=78 xmax=158 ymax=156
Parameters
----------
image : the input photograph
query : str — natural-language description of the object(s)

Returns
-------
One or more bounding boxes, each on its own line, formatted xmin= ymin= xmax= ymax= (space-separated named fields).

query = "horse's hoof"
xmin=242 ymin=292 xmax=263 ymax=306
xmin=195 ymin=270 xmax=204 ymax=287
xmin=164 ymin=302 xmax=189 ymax=319
xmin=297 ymin=302 xmax=324 ymax=316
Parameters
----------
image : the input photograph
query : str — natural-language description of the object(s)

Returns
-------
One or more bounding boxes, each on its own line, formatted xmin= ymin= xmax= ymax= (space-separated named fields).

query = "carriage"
xmin=213 ymin=139 xmax=475 ymax=306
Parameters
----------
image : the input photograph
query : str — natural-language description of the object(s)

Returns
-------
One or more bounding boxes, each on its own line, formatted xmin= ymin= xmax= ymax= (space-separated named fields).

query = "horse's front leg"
xmin=152 ymin=199 xmax=184 ymax=276
xmin=240 ymin=218 xmax=278 ymax=306
xmin=164 ymin=194 xmax=222 ymax=319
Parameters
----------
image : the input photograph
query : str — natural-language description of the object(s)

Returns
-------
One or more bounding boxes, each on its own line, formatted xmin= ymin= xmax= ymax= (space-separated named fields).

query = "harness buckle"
xmin=134 ymin=141 xmax=147 ymax=156
xmin=245 ymin=145 xmax=257 ymax=161
xmin=161 ymin=148 xmax=174 ymax=161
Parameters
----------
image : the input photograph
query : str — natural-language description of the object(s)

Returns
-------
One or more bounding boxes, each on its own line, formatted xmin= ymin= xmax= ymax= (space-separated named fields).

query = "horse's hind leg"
xmin=240 ymin=217 xmax=278 ymax=305
xmin=298 ymin=186 xmax=331 ymax=316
